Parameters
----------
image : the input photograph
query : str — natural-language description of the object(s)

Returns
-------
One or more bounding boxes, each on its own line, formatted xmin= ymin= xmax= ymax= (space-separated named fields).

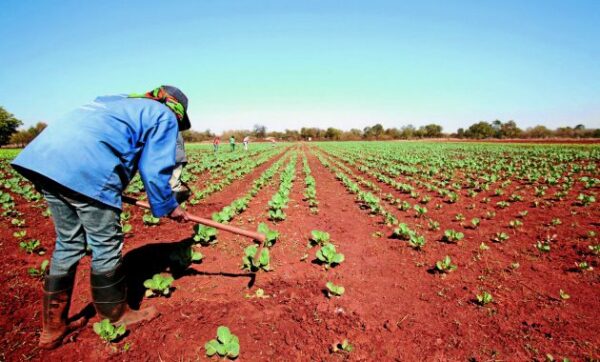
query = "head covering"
xmin=129 ymin=85 xmax=191 ymax=130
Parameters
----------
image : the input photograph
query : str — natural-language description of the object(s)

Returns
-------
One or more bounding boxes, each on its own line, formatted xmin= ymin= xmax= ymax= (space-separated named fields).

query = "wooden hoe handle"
xmin=122 ymin=195 xmax=266 ymax=243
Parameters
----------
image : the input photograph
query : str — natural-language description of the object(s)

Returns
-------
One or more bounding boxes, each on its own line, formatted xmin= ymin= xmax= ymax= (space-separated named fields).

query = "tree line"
xmin=1 ymin=105 xmax=598 ymax=147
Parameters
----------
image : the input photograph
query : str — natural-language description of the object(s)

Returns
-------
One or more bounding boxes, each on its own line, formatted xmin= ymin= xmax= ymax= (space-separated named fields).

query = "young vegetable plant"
xmin=205 ymin=326 xmax=240 ymax=359
xmin=142 ymin=212 xmax=160 ymax=226
xmin=408 ymin=234 xmax=426 ymax=250
xmin=13 ymin=230 xmax=27 ymax=239
xmin=19 ymin=239 xmax=43 ymax=254
xmin=575 ymin=261 xmax=593 ymax=272
xmin=392 ymin=223 xmax=414 ymax=240
xmin=169 ymin=244 xmax=203 ymax=269
xmin=310 ymin=230 xmax=330 ymax=246
xmin=316 ymin=243 xmax=345 ymax=269
xmin=443 ymin=229 xmax=464 ymax=243
xmin=470 ymin=218 xmax=480 ymax=229
xmin=476 ymin=291 xmax=494 ymax=306
xmin=193 ymin=224 xmax=218 ymax=245
xmin=93 ymin=319 xmax=126 ymax=342
xmin=330 ymin=339 xmax=353 ymax=353
xmin=435 ymin=256 xmax=457 ymax=273
xmin=143 ymin=274 xmax=174 ymax=297
xmin=241 ymin=245 xmax=270 ymax=272
xmin=28 ymin=260 xmax=49 ymax=279
xmin=257 ymin=223 xmax=279 ymax=247
xmin=492 ymin=232 xmax=509 ymax=243
xmin=325 ymin=282 xmax=345 ymax=298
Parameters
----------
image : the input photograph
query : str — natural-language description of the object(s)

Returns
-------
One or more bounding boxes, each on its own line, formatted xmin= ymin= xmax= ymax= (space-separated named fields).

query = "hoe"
xmin=122 ymin=195 xmax=267 ymax=260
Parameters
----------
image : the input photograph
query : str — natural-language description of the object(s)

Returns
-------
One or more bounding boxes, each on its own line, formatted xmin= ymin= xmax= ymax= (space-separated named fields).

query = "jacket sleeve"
xmin=138 ymin=115 xmax=179 ymax=217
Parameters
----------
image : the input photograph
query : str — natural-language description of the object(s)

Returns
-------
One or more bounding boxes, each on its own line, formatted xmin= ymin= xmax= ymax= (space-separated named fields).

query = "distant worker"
xmin=213 ymin=136 xmax=220 ymax=153
xmin=230 ymin=135 xmax=236 ymax=152
xmin=11 ymin=85 xmax=192 ymax=349
xmin=243 ymin=135 xmax=250 ymax=151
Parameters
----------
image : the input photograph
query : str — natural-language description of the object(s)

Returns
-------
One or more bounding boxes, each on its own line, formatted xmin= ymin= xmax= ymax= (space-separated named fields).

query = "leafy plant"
xmin=93 ymin=319 xmax=126 ymax=342
xmin=241 ymin=245 xmax=270 ymax=272
xmin=536 ymin=241 xmax=551 ymax=253
xmin=258 ymin=223 xmax=279 ymax=247
xmin=392 ymin=223 xmax=414 ymax=240
xmin=443 ymin=229 xmax=464 ymax=243
xmin=316 ymin=243 xmax=345 ymax=268
xmin=577 ymin=193 xmax=595 ymax=206
xmin=325 ymin=282 xmax=345 ymax=297
xmin=121 ymin=223 xmax=132 ymax=234
xmin=559 ymin=289 xmax=570 ymax=300
xmin=509 ymin=219 xmax=523 ymax=229
xmin=575 ymin=261 xmax=593 ymax=272
xmin=193 ymin=224 xmax=218 ymax=245
xmin=428 ymin=220 xmax=440 ymax=231
xmin=19 ymin=239 xmax=42 ymax=254
xmin=268 ymin=208 xmax=286 ymax=221
xmin=28 ymin=260 xmax=49 ymax=278
xmin=310 ymin=229 xmax=330 ymax=246
xmin=143 ymin=274 xmax=174 ymax=297
xmin=476 ymin=291 xmax=493 ymax=305
xmin=169 ymin=244 xmax=203 ymax=268
xmin=331 ymin=339 xmax=353 ymax=353
xmin=408 ymin=234 xmax=426 ymax=250
xmin=142 ymin=212 xmax=160 ymax=226
xmin=205 ymin=326 xmax=240 ymax=359
xmin=470 ymin=218 xmax=480 ymax=228
xmin=13 ymin=230 xmax=26 ymax=239
xmin=435 ymin=256 xmax=457 ymax=273
xmin=492 ymin=232 xmax=509 ymax=243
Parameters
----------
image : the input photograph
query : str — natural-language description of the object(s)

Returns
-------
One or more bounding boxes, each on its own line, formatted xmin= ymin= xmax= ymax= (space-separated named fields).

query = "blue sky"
xmin=1 ymin=0 xmax=599 ymax=133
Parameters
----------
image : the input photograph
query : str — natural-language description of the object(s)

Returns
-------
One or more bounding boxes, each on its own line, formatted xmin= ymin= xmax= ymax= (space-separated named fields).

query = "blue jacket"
xmin=11 ymin=95 xmax=179 ymax=217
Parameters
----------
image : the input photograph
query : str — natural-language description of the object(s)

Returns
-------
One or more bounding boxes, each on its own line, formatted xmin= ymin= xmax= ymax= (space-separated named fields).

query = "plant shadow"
xmin=123 ymin=237 xmax=255 ymax=309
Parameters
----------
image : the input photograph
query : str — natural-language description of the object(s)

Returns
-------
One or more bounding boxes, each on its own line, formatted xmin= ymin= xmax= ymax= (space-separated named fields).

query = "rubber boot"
xmin=91 ymin=264 xmax=158 ymax=326
xmin=39 ymin=269 xmax=82 ymax=349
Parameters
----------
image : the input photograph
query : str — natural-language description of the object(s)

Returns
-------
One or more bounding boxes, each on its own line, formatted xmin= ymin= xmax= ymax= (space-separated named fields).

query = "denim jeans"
xmin=41 ymin=186 xmax=123 ymax=276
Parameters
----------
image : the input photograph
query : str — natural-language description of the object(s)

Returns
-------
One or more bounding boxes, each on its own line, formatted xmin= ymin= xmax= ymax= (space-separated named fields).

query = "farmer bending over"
xmin=11 ymin=85 xmax=192 ymax=349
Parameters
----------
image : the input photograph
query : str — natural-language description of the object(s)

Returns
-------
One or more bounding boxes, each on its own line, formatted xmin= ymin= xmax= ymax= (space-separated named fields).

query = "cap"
xmin=162 ymin=85 xmax=191 ymax=131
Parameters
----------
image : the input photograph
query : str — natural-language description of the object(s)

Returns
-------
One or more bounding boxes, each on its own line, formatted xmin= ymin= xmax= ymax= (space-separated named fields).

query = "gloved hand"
xmin=173 ymin=182 xmax=191 ymax=204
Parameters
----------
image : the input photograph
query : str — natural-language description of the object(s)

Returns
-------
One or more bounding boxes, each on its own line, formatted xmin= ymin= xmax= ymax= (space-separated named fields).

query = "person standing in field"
xmin=213 ymin=136 xmax=220 ymax=153
xmin=230 ymin=135 xmax=236 ymax=151
xmin=11 ymin=85 xmax=192 ymax=349
xmin=243 ymin=135 xmax=250 ymax=151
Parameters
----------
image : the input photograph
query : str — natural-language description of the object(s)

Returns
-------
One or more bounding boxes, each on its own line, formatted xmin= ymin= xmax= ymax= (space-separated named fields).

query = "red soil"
xmin=0 ymin=146 xmax=598 ymax=361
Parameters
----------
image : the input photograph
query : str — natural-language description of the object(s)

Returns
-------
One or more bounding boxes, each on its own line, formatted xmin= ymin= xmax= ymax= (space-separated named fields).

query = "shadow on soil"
xmin=123 ymin=238 xmax=255 ymax=308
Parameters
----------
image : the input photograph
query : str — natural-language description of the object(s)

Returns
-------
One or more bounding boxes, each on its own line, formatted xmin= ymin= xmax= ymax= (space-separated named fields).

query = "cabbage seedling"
xmin=257 ymin=223 xmax=279 ymax=247
xmin=443 ymin=230 xmax=464 ymax=243
xmin=331 ymin=339 xmax=353 ymax=353
xmin=205 ymin=326 xmax=240 ymax=359
xmin=241 ymin=245 xmax=270 ymax=272
xmin=142 ymin=212 xmax=160 ymax=226
xmin=93 ymin=319 xmax=126 ymax=342
xmin=435 ymin=256 xmax=457 ymax=273
xmin=325 ymin=282 xmax=345 ymax=298
xmin=19 ymin=239 xmax=41 ymax=254
xmin=316 ymin=243 xmax=345 ymax=268
xmin=408 ymin=234 xmax=426 ymax=250
xmin=169 ymin=245 xmax=203 ymax=269
xmin=310 ymin=230 xmax=330 ymax=246
xmin=28 ymin=260 xmax=49 ymax=279
xmin=193 ymin=224 xmax=218 ymax=245
xmin=476 ymin=291 xmax=493 ymax=306
xmin=143 ymin=274 xmax=174 ymax=297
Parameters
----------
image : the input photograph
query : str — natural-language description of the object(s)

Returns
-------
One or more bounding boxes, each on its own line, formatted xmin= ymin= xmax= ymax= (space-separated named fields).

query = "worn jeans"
xmin=41 ymin=186 xmax=123 ymax=276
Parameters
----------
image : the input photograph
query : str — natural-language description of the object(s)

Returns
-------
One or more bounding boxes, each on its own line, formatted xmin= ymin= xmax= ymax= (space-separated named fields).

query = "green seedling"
xmin=331 ymin=339 xmax=353 ymax=353
xmin=575 ymin=261 xmax=593 ymax=272
xmin=392 ymin=223 xmax=414 ymax=240
xmin=268 ymin=208 xmax=286 ymax=221
xmin=559 ymin=289 xmax=570 ymax=300
xmin=536 ymin=241 xmax=551 ymax=253
xmin=550 ymin=218 xmax=562 ymax=226
xmin=577 ymin=193 xmax=595 ymax=206
xmin=454 ymin=213 xmax=465 ymax=222
xmin=193 ymin=225 xmax=218 ymax=245
xmin=589 ymin=244 xmax=600 ymax=255
xmin=470 ymin=218 xmax=480 ymax=228
xmin=143 ymin=274 xmax=174 ymax=297
xmin=121 ymin=223 xmax=132 ymax=234
xmin=11 ymin=218 xmax=25 ymax=227
xmin=325 ymin=282 xmax=345 ymax=298
xmin=408 ymin=234 xmax=426 ymax=250
xmin=492 ymin=232 xmax=509 ymax=243
xmin=443 ymin=229 xmax=464 ymax=243
xmin=428 ymin=220 xmax=440 ymax=231
xmin=316 ymin=243 xmax=345 ymax=268
xmin=245 ymin=288 xmax=269 ymax=299
xmin=310 ymin=230 xmax=330 ymax=246
xmin=257 ymin=223 xmax=279 ymax=247
xmin=28 ymin=260 xmax=49 ymax=279
xmin=241 ymin=245 xmax=270 ymax=272
xmin=476 ymin=291 xmax=493 ymax=306
xmin=205 ymin=326 xmax=240 ymax=359
xmin=509 ymin=219 xmax=523 ymax=229
xmin=169 ymin=245 xmax=203 ymax=268
xmin=13 ymin=230 xmax=27 ymax=239
xmin=142 ymin=213 xmax=160 ymax=226
xmin=435 ymin=256 xmax=457 ymax=273
xmin=19 ymin=239 xmax=42 ymax=254
xmin=479 ymin=242 xmax=489 ymax=251
xmin=93 ymin=318 xmax=126 ymax=342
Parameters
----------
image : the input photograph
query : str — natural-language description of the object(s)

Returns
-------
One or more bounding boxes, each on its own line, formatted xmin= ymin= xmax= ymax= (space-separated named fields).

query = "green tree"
xmin=253 ymin=124 xmax=267 ymax=138
xmin=420 ymin=124 xmax=443 ymax=138
xmin=10 ymin=122 xmax=47 ymax=147
xmin=0 ymin=106 xmax=23 ymax=146
xmin=464 ymin=121 xmax=495 ymax=139
xmin=499 ymin=120 xmax=522 ymax=138
xmin=324 ymin=127 xmax=342 ymax=140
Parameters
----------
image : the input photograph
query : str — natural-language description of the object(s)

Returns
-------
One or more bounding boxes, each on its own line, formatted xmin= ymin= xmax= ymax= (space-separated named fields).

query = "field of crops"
xmin=1 ymin=141 xmax=598 ymax=361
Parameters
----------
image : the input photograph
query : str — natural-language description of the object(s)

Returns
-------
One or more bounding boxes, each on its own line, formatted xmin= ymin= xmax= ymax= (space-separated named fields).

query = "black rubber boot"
xmin=40 ymin=269 xmax=83 ymax=349
xmin=91 ymin=264 xmax=158 ymax=326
